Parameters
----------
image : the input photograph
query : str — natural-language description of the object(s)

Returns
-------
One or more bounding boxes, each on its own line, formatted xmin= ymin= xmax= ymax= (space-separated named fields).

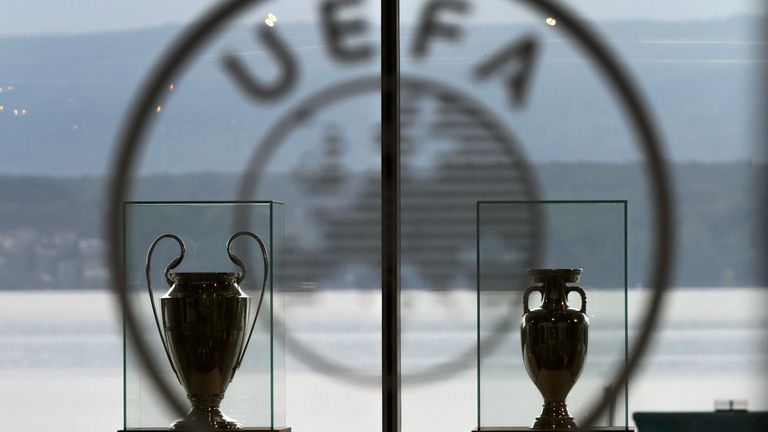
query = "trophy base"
xmin=169 ymin=406 xmax=242 ymax=431
xmin=118 ymin=428 xmax=291 ymax=432
xmin=531 ymin=401 xmax=576 ymax=431
xmin=530 ymin=417 xmax=577 ymax=431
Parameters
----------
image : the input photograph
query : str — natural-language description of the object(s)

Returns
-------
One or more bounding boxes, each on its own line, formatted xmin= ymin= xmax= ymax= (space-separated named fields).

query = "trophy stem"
xmin=532 ymin=400 xmax=577 ymax=431
xmin=170 ymin=394 xmax=242 ymax=431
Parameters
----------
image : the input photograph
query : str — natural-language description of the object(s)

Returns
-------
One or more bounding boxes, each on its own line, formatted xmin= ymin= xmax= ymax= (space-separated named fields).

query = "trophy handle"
xmin=566 ymin=285 xmax=587 ymax=313
xmin=226 ymin=230 xmax=270 ymax=372
xmin=523 ymin=286 xmax=544 ymax=314
xmin=145 ymin=233 xmax=185 ymax=382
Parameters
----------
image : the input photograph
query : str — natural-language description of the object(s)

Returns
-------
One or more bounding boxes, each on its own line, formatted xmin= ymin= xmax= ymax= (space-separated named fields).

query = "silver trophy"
xmin=146 ymin=231 xmax=269 ymax=430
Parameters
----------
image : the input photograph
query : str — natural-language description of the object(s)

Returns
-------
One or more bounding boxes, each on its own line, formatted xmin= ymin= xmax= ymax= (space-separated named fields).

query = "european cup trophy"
xmin=146 ymin=231 xmax=269 ymax=430
xmin=521 ymin=269 xmax=589 ymax=430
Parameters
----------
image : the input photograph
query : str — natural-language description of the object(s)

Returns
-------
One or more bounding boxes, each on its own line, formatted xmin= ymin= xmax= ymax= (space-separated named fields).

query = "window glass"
xmin=0 ymin=1 xmax=764 ymax=432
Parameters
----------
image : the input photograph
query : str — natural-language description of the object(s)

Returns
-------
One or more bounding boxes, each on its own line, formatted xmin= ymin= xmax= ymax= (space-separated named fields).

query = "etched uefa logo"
xmin=108 ymin=0 xmax=672 ymax=428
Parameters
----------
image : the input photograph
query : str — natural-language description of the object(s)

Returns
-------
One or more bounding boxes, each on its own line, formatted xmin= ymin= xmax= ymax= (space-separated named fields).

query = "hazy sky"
xmin=0 ymin=0 xmax=763 ymax=36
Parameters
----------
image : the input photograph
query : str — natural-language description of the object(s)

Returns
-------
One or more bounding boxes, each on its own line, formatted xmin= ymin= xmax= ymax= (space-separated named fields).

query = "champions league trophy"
xmin=146 ymin=231 xmax=269 ymax=430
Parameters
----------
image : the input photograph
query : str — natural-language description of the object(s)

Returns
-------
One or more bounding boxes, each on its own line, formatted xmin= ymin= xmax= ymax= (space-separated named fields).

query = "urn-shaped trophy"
xmin=146 ymin=231 xmax=269 ymax=431
xmin=521 ymin=268 xmax=588 ymax=430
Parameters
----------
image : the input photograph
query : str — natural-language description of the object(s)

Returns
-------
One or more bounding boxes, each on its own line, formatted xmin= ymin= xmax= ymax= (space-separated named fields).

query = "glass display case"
xmin=476 ymin=200 xmax=628 ymax=431
xmin=122 ymin=201 xmax=287 ymax=431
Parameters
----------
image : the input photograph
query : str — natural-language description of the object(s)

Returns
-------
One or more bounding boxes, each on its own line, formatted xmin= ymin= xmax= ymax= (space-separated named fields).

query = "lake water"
xmin=0 ymin=288 xmax=765 ymax=431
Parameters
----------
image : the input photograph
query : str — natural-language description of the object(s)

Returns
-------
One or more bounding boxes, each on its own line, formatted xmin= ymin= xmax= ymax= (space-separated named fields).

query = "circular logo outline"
xmin=105 ymin=0 xmax=675 ymax=428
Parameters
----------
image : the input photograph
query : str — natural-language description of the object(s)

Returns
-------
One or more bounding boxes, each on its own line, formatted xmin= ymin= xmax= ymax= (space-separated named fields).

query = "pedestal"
xmin=473 ymin=428 xmax=633 ymax=432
